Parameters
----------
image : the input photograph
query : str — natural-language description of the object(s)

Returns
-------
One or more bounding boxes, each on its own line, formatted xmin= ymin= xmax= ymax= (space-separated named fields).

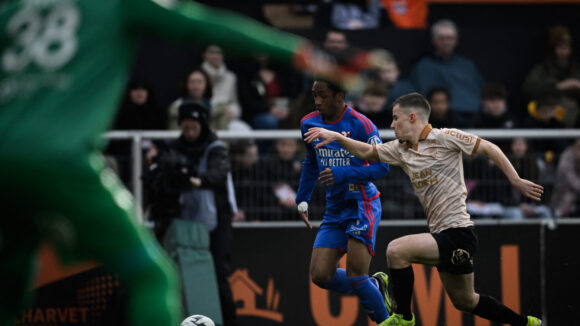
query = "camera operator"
xmin=146 ymin=101 xmax=238 ymax=326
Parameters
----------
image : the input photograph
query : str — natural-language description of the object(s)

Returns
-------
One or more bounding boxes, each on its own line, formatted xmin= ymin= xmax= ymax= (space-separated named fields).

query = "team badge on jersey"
xmin=367 ymin=135 xmax=382 ymax=145
xmin=341 ymin=131 xmax=351 ymax=137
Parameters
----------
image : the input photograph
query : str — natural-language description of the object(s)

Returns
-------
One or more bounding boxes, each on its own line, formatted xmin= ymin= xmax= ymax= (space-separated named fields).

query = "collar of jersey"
xmin=404 ymin=124 xmax=433 ymax=151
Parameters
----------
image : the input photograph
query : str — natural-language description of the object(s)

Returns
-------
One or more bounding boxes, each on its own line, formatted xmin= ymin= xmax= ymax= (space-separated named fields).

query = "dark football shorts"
xmin=431 ymin=226 xmax=478 ymax=274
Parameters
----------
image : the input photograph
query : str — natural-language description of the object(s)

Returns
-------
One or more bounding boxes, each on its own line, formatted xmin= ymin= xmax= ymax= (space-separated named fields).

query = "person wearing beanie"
xmin=146 ymin=100 xmax=239 ymax=326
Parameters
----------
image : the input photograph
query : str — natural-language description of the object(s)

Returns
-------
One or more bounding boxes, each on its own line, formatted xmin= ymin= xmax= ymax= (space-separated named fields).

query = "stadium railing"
xmin=104 ymin=129 xmax=580 ymax=221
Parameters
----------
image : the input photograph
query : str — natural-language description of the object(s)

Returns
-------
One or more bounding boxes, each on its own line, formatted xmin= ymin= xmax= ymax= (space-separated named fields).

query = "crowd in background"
xmin=105 ymin=10 xmax=580 ymax=221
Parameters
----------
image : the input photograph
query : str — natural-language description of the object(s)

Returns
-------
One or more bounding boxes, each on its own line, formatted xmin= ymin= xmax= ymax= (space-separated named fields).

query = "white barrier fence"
xmin=104 ymin=129 xmax=580 ymax=221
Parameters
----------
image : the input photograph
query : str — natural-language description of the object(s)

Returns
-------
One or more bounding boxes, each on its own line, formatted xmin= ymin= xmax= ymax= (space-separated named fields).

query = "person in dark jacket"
xmin=146 ymin=101 xmax=238 ymax=326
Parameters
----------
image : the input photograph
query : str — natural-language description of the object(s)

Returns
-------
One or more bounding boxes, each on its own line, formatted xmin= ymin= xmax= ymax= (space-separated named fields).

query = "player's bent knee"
xmin=449 ymin=293 xmax=478 ymax=312
xmin=311 ymin=273 xmax=333 ymax=287
xmin=310 ymin=268 xmax=333 ymax=287
xmin=386 ymin=241 xmax=407 ymax=264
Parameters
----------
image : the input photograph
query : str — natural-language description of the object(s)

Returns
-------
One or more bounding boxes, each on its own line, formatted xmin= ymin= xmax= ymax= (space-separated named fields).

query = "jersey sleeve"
xmin=295 ymin=122 xmax=319 ymax=204
xmin=375 ymin=140 xmax=403 ymax=166
xmin=123 ymin=0 xmax=304 ymax=63
xmin=440 ymin=128 xmax=481 ymax=157
xmin=331 ymin=122 xmax=389 ymax=184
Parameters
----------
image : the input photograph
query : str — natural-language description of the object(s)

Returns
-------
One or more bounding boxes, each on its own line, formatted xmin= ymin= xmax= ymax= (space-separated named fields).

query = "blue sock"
xmin=348 ymin=275 xmax=389 ymax=322
xmin=320 ymin=268 xmax=352 ymax=294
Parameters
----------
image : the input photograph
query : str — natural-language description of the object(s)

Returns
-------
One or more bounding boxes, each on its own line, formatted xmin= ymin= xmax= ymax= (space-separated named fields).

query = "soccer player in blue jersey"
xmin=296 ymin=79 xmax=392 ymax=323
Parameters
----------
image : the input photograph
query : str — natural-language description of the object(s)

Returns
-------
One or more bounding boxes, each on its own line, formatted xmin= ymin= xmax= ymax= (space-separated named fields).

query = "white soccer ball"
xmin=180 ymin=315 xmax=216 ymax=326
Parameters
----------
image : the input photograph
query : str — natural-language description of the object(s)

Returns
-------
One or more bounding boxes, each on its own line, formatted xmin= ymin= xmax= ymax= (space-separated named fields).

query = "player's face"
xmin=180 ymin=119 xmax=202 ymax=142
xmin=391 ymin=105 xmax=412 ymax=142
xmin=312 ymin=81 xmax=343 ymax=120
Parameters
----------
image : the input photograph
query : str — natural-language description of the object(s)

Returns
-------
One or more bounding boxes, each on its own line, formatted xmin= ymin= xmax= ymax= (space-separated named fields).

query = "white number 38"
xmin=2 ymin=2 xmax=80 ymax=73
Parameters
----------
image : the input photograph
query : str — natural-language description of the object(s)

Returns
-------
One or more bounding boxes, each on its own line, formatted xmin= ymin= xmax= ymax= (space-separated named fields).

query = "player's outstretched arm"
xmin=304 ymin=128 xmax=378 ymax=161
xmin=476 ymin=139 xmax=544 ymax=201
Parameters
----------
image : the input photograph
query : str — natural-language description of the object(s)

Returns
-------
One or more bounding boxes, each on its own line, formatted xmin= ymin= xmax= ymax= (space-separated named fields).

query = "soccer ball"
xmin=180 ymin=314 xmax=215 ymax=326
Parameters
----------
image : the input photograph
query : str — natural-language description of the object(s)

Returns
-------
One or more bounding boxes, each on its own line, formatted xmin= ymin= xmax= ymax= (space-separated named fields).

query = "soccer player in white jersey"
xmin=304 ymin=93 xmax=543 ymax=326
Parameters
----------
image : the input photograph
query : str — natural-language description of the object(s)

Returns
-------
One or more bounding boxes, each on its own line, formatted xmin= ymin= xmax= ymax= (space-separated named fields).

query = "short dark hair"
xmin=481 ymin=83 xmax=508 ymax=100
xmin=393 ymin=92 xmax=431 ymax=121
xmin=313 ymin=77 xmax=346 ymax=95
xmin=426 ymin=86 xmax=450 ymax=102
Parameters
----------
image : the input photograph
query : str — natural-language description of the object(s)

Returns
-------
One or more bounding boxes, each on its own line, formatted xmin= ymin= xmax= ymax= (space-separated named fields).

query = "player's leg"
xmin=440 ymin=272 xmax=531 ymax=326
xmin=384 ymin=232 xmax=439 ymax=324
xmin=310 ymin=221 xmax=351 ymax=294
xmin=344 ymin=197 xmax=390 ymax=322
xmin=47 ymin=154 xmax=182 ymax=326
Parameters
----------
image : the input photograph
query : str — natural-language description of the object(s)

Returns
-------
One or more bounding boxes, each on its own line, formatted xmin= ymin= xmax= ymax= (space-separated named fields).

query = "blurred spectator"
xmin=466 ymin=156 xmax=509 ymax=219
xmin=230 ymin=139 xmax=267 ymax=221
xmin=238 ymin=54 xmax=298 ymax=129
xmin=552 ymin=139 xmax=580 ymax=218
xmin=426 ymin=86 xmax=461 ymax=128
xmin=202 ymin=44 xmax=243 ymax=130
xmin=523 ymin=93 xmax=569 ymax=156
xmin=380 ymin=0 xmax=428 ymax=29
xmin=408 ymin=19 xmax=484 ymax=125
xmin=523 ymin=25 xmax=580 ymax=128
xmin=470 ymin=83 xmax=516 ymax=129
xmin=503 ymin=138 xmax=552 ymax=219
xmin=356 ymin=83 xmax=390 ymax=129
xmin=467 ymin=137 xmax=551 ymax=219
xmin=167 ymin=68 xmax=213 ymax=130
xmin=107 ymin=80 xmax=165 ymax=184
xmin=114 ymin=80 xmax=165 ymax=130
xmin=469 ymin=83 xmax=517 ymax=151
xmin=324 ymin=29 xmax=350 ymax=54
xmin=262 ymin=139 xmax=302 ymax=220
xmin=367 ymin=50 xmax=416 ymax=110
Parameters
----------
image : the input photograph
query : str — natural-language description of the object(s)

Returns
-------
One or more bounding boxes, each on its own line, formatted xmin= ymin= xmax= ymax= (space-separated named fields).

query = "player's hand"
xmin=297 ymin=201 xmax=312 ymax=229
xmin=513 ymin=178 xmax=544 ymax=201
xmin=304 ymin=127 xmax=340 ymax=148
xmin=319 ymin=168 xmax=335 ymax=186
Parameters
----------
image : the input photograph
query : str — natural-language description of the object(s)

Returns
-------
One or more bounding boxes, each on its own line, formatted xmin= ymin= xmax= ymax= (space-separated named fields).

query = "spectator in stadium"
xmin=523 ymin=93 xmax=569 ymax=160
xmin=107 ymin=80 xmax=165 ymax=184
xmin=367 ymin=51 xmax=416 ymax=112
xmin=167 ymin=68 xmax=213 ymax=130
xmin=523 ymin=25 xmax=580 ymax=128
xmin=470 ymin=83 xmax=517 ymax=151
xmin=145 ymin=102 xmax=238 ymax=326
xmin=238 ymin=54 xmax=299 ymax=129
xmin=504 ymin=138 xmax=552 ymax=219
xmin=426 ymin=86 xmax=461 ymax=128
xmin=466 ymin=138 xmax=551 ymax=220
xmin=552 ymin=139 xmax=580 ymax=218
xmin=297 ymin=79 xmax=392 ymax=324
xmin=470 ymin=83 xmax=516 ymax=129
xmin=356 ymin=83 xmax=391 ymax=129
xmin=304 ymin=92 xmax=543 ymax=326
xmin=115 ymin=80 xmax=166 ymax=130
xmin=261 ymin=138 xmax=302 ymax=220
xmin=202 ymin=44 xmax=243 ymax=130
xmin=408 ymin=19 xmax=484 ymax=125
xmin=230 ymin=139 xmax=267 ymax=221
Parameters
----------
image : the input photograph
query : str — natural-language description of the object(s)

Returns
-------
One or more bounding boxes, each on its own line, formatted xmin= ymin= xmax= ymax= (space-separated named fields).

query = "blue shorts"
xmin=313 ymin=197 xmax=381 ymax=256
